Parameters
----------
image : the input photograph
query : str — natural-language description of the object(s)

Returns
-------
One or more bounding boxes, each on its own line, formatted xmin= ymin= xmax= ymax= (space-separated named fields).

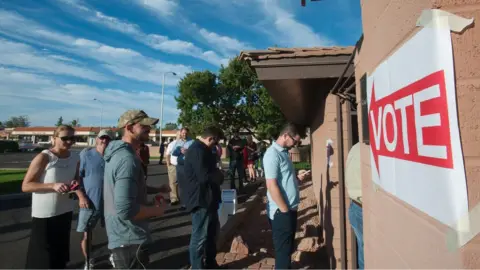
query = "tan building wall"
xmin=310 ymin=95 xmax=356 ymax=268
xmin=355 ymin=0 xmax=480 ymax=268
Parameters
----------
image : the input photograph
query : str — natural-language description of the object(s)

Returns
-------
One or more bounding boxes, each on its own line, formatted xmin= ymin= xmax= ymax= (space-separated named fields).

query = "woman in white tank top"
xmin=22 ymin=125 xmax=80 ymax=269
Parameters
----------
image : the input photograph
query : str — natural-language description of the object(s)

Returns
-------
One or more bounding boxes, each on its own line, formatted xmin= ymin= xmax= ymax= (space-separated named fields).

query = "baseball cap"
xmin=117 ymin=110 xmax=159 ymax=128
xmin=97 ymin=129 xmax=113 ymax=139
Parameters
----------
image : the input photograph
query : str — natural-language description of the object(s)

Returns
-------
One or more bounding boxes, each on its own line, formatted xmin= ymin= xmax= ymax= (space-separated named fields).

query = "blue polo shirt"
xmin=263 ymin=142 xmax=299 ymax=220
xmin=79 ymin=148 xmax=105 ymax=211
xmin=172 ymin=138 xmax=194 ymax=165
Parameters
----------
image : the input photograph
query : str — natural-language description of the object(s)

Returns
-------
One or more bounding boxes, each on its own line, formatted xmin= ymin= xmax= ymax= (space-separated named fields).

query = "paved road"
xmin=0 ymin=161 xmax=259 ymax=269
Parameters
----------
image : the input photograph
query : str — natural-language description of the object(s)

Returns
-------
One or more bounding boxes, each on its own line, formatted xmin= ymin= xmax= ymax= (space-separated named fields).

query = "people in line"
xmin=103 ymin=110 xmax=170 ymax=269
xmin=166 ymin=134 xmax=180 ymax=205
xmin=159 ymin=138 xmax=166 ymax=165
xmin=345 ymin=142 xmax=364 ymax=269
xmin=227 ymin=132 xmax=246 ymax=193
xmin=22 ymin=125 xmax=80 ymax=269
xmin=263 ymin=123 xmax=310 ymax=269
xmin=182 ymin=126 xmax=225 ymax=269
xmin=76 ymin=129 xmax=113 ymax=270
xmin=171 ymin=127 xmax=193 ymax=211
xmin=244 ymin=135 xmax=258 ymax=182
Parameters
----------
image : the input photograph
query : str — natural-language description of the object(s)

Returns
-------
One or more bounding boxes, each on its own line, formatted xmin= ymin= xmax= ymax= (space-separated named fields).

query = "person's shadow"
xmin=319 ymin=144 xmax=338 ymax=269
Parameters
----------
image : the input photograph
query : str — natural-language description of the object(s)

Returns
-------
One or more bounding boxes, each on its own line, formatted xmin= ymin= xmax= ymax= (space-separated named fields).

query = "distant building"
xmin=7 ymin=127 xmax=177 ymax=147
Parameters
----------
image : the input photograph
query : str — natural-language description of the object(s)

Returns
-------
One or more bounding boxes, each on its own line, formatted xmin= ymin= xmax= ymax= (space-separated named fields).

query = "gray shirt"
xmin=103 ymin=140 xmax=149 ymax=249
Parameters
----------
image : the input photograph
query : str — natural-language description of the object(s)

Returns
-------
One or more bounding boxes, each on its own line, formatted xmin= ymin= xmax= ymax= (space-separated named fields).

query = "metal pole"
xmin=100 ymin=105 xmax=103 ymax=129
xmin=159 ymin=73 xmax=165 ymax=143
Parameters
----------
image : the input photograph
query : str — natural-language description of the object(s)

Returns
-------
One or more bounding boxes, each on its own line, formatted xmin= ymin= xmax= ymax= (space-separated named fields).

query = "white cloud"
xmin=0 ymin=9 xmax=191 ymax=86
xmin=0 ymin=38 xmax=109 ymax=82
xmin=0 ymin=67 xmax=179 ymax=126
xmin=54 ymin=0 xmax=229 ymax=66
xmin=135 ymin=0 xmax=178 ymax=17
xmin=198 ymin=28 xmax=253 ymax=55
xmin=258 ymin=0 xmax=333 ymax=47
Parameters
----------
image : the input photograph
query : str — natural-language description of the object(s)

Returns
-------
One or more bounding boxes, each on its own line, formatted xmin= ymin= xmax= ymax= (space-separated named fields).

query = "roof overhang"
xmin=239 ymin=47 xmax=355 ymax=126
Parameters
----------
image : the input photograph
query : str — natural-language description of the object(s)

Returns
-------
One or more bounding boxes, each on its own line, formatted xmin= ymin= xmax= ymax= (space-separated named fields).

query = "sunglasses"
xmin=99 ymin=136 xmax=111 ymax=141
xmin=59 ymin=136 xmax=76 ymax=142
xmin=287 ymin=134 xmax=299 ymax=145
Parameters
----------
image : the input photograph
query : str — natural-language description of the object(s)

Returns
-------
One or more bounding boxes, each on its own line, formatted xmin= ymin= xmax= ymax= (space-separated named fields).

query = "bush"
xmin=0 ymin=140 xmax=20 ymax=153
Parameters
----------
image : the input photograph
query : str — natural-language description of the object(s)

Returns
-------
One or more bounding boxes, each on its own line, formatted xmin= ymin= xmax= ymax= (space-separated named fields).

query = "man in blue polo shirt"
xmin=76 ymin=129 xmax=113 ymax=269
xmin=263 ymin=123 xmax=310 ymax=269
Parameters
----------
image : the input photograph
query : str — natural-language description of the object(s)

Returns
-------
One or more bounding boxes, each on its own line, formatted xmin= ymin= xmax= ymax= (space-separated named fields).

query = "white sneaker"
xmin=83 ymin=260 xmax=94 ymax=270
xmin=109 ymin=254 xmax=115 ymax=268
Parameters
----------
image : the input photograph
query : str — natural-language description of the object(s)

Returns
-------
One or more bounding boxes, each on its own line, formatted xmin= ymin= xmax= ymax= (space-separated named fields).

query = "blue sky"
xmin=0 ymin=0 xmax=362 ymax=127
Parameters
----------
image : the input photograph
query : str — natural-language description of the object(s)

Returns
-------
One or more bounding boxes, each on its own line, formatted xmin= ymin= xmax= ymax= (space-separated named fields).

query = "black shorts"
xmin=25 ymin=211 xmax=73 ymax=269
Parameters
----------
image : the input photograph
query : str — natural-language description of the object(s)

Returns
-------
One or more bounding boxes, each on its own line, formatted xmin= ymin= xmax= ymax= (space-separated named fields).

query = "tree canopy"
xmin=176 ymin=58 xmax=287 ymax=140
xmin=56 ymin=117 xmax=64 ymax=127
xmin=3 ymin=116 xmax=30 ymax=128
xmin=164 ymin=122 xmax=178 ymax=130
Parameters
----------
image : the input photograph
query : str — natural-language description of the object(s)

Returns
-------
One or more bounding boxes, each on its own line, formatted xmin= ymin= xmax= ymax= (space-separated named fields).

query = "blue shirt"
xmin=172 ymin=138 xmax=194 ymax=165
xmin=79 ymin=148 xmax=105 ymax=211
xmin=263 ymin=142 xmax=299 ymax=220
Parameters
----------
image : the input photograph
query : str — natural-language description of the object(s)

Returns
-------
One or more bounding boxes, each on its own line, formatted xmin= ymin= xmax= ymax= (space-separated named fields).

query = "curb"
xmin=216 ymin=183 xmax=266 ymax=250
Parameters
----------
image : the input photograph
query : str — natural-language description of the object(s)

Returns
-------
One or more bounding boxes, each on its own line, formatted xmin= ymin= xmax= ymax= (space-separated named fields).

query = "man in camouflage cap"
xmin=103 ymin=109 xmax=170 ymax=269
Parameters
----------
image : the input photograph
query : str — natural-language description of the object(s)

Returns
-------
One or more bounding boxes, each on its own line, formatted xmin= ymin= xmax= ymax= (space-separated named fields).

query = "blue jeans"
xmin=348 ymin=201 xmax=364 ymax=269
xmin=189 ymin=208 xmax=219 ymax=269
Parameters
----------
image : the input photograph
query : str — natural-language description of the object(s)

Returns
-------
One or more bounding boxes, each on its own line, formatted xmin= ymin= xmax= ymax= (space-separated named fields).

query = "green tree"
xmin=176 ymin=58 xmax=287 ymax=140
xmin=4 ymin=115 xmax=30 ymax=128
xmin=0 ymin=121 xmax=3 ymax=128
xmin=164 ymin=122 xmax=178 ymax=130
xmin=70 ymin=119 xmax=80 ymax=127
xmin=56 ymin=116 xmax=63 ymax=127
xmin=218 ymin=58 xmax=287 ymax=140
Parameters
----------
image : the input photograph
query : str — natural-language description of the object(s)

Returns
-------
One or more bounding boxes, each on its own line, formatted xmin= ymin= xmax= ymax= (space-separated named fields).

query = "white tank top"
xmin=31 ymin=149 xmax=79 ymax=218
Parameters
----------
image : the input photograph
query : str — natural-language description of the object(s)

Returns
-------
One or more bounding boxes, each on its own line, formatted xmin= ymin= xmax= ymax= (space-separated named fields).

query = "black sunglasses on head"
xmin=59 ymin=136 xmax=76 ymax=142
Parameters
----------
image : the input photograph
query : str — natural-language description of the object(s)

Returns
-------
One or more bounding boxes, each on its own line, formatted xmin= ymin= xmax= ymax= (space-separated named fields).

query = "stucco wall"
xmin=355 ymin=0 xmax=480 ymax=268
xmin=310 ymin=95 xmax=355 ymax=268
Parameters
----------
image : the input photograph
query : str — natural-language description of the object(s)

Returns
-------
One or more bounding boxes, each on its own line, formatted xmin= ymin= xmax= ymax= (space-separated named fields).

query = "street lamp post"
xmin=159 ymin=72 xmax=176 ymax=143
xmin=93 ymin=98 xmax=103 ymax=129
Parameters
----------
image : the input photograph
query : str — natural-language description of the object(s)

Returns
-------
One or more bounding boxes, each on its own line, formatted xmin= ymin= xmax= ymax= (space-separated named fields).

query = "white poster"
xmin=367 ymin=26 xmax=468 ymax=228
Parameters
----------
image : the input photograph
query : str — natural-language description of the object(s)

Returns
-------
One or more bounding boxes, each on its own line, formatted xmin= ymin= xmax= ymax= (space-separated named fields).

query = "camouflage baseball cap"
xmin=117 ymin=110 xmax=159 ymax=128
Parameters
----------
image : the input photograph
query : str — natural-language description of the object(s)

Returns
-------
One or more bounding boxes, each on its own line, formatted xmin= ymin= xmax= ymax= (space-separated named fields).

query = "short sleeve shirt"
xmin=263 ymin=142 xmax=299 ymax=220
xmin=79 ymin=148 xmax=105 ymax=211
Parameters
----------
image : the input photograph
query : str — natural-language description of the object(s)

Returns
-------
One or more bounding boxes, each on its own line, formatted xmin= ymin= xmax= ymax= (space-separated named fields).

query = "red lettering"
xmin=368 ymin=70 xmax=453 ymax=176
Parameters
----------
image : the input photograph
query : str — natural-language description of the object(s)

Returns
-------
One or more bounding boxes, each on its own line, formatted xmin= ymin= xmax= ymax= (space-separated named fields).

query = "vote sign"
xmin=366 ymin=26 xmax=468 ymax=228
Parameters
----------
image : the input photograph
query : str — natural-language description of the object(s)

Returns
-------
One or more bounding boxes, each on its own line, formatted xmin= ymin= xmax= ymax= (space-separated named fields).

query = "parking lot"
xmin=0 ymin=149 xmax=84 ymax=169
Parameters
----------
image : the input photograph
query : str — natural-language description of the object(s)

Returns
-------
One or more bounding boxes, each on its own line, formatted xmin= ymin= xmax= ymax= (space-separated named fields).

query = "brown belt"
xmin=351 ymin=199 xmax=362 ymax=208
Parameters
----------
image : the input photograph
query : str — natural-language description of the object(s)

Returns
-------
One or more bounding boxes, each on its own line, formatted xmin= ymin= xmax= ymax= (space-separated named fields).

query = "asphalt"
xmin=0 ymin=158 xmax=260 ymax=269
xmin=0 ymin=149 xmax=85 ymax=169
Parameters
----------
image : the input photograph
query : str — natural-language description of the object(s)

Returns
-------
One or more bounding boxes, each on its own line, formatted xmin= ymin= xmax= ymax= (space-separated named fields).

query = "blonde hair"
xmin=52 ymin=125 xmax=75 ymax=146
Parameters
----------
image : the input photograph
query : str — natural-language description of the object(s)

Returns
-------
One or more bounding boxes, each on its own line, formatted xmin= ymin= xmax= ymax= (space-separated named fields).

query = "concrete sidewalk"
xmin=215 ymin=179 xmax=328 ymax=269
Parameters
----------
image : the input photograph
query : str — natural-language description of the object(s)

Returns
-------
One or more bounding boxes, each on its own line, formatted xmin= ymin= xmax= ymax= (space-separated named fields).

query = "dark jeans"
xmin=110 ymin=244 xmax=149 ymax=269
xmin=159 ymin=152 xmax=164 ymax=164
xmin=26 ymin=211 xmax=73 ymax=269
xmin=349 ymin=201 xmax=364 ymax=269
xmin=189 ymin=207 xmax=219 ymax=269
xmin=229 ymin=159 xmax=245 ymax=191
xmin=270 ymin=209 xmax=297 ymax=269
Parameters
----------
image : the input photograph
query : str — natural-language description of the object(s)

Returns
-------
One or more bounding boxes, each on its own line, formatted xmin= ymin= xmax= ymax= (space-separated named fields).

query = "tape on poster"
xmin=417 ymin=9 xmax=474 ymax=33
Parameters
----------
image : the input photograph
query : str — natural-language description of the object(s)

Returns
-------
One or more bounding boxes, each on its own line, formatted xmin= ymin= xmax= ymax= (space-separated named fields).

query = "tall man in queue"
xmin=183 ymin=126 xmax=225 ymax=269
xmin=171 ymin=127 xmax=193 ymax=210
xmin=103 ymin=110 xmax=171 ymax=269
xmin=263 ymin=123 xmax=310 ymax=269
xmin=76 ymin=129 xmax=113 ymax=269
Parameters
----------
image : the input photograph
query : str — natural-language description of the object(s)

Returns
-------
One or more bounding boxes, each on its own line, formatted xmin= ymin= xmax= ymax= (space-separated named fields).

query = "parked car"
xmin=0 ymin=140 xmax=20 ymax=153
xmin=18 ymin=142 xmax=46 ymax=152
